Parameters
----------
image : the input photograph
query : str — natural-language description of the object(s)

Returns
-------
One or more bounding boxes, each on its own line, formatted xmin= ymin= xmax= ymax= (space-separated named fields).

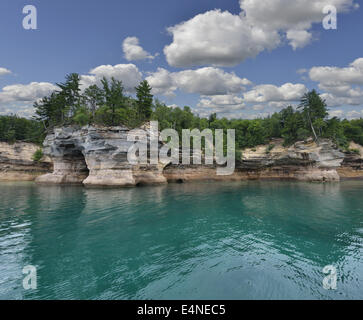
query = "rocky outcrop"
xmin=36 ymin=126 xmax=167 ymax=186
xmin=164 ymin=138 xmax=352 ymax=182
xmin=240 ymin=138 xmax=345 ymax=182
xmin=0 ymin=142 xmax=52 ymax=181
xmin=34 ymin=126 xmax=363 ymax=186
xmin=337 ymin=142 xmax=363 ymax=179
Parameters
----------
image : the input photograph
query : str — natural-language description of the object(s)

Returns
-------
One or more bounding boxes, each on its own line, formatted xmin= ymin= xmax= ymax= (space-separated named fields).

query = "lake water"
xmin=0 ymin=181 xmax=362 ymax=300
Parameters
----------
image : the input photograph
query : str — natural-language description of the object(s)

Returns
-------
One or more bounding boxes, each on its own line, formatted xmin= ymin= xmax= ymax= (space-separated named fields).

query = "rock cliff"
xmin=164 ymin=138 xmax=350 ymax=182
xmin=32 ymin=126 xmax=363 ymax=186
xmin=337 ymin=142 xmax=363 ymax=179
xmin=35 ymin=126 xmax=166 ymax=186
xmin=0 ymin=141 xmax=52 ymax=181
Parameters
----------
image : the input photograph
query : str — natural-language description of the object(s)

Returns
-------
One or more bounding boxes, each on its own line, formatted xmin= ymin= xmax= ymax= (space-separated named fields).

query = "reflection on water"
xmin=0 ymin=181 xmax=362 ymax=300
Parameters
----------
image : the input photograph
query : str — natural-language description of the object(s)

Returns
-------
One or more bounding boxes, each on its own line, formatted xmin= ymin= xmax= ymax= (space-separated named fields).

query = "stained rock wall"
xmin=0 ymin=141 xmax=52 ymax=181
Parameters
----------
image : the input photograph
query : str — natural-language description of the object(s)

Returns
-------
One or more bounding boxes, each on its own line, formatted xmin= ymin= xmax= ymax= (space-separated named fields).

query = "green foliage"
xmin=266 ymin=144 xmax=275 ymax=154
xmin=32 ymin=149 xmax=44 ymax=162
xmin=3 ymin=80 xmax=362 ymax=152
xmin=84 ymin=84 xmax=104 ymax=120
xmin=348 ymin=148 xmax=360 ymax=155
xmin=135 ymin=80 xmax=153 ymax=122
xmin=342 ymin=119 xmax=363 ymax=145
xmin=73 ymin=107 xmax=91 ymax=126
xmin=298 ymin=89 xmax=328 ymax=140
xmin=0 ymin=115 xmax=45 ymax=144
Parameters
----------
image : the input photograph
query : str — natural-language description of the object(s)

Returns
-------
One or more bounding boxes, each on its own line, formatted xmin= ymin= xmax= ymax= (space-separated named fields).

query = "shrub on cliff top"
xmin=32 ymin=149 xmax=44 ymax=162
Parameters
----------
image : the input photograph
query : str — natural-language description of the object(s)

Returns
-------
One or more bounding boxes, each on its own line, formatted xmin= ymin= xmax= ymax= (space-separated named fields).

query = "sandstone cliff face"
xmin=164 ymin=138 xmax=360 ymax=182
xmin=0 ymin=142 xmax=52 ymax=181
xmin=36 ymin=126 xmax=166 ymax=186
xmin=240 ymin=139 xmax=345 ymax=182
xmin=34 ymin=126 xmax=363 ymax=187
xmin=337 ymin=142 xmax=363 ymax=179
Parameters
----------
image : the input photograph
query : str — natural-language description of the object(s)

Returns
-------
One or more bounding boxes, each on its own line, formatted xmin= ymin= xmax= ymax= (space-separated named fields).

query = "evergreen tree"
xmin=56 ymin=73 xmax=82 ymax=119
xmin=298 ymin=90 xmax=328 ymax=141
xmin=101 ymin=77 xmax=125 ymax=126
xmin=135 ymin=80 xmax=153 ymax=121
xmin=84 ymin=85 xmax=104 ymax=119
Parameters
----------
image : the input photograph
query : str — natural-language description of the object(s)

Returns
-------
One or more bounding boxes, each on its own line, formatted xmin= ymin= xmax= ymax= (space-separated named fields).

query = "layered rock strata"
xmin=35 ymin=126 xmax=167 ymax=186
xmin=33 ymin=127 xmax=363 ymax=186
xmin=164 ymin=139 xmax=353 ymax=182
xmin=0 ymin=142 xmax=52 ymax=181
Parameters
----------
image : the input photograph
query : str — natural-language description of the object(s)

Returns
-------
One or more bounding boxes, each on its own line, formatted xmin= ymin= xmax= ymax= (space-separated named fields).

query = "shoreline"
xmin=1 ymin=130 xmax=363 ymax=186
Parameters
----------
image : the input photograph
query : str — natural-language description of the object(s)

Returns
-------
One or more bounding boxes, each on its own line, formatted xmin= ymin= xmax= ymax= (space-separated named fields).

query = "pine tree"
xmin=84 ymin=85 xmax=104 ymax=119
xmin=101 ymin=77 xmax=125 ymax=126
xmin=298 ymin=89 xmax=328 ymax=141
xmin=135 ymin=80 xmax=153 ymax=121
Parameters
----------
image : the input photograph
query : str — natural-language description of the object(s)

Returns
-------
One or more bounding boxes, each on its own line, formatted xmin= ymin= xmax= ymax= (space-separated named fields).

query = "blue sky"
xmin=0 ymin=0 xmax=363 ymax=119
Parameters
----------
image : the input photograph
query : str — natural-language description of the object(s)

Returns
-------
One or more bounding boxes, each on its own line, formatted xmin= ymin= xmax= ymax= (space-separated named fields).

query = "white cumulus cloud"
xmin=0 ymin=68 xmax=12 ymax=76
xmin=164 ymin=0 xmax=358 ymax=67
xmin=310 ymin=57 xmax=363 ymax=107
xmin=146 ymin=67 xmax=251 ymax=97
xmin=243 ymin=83 xmax=307 ymax=103
xmin=0 ymin=82 xmax=57 ymax=117
xmin=81 ymin=63 xmax=143 ymax=93
xmin=0 ymin=82 xmax=57 ymax=104
xmin=122 ymin=37 xmax=155 ymax=61
xmin=164 ymin=9 xmax=280 ymax=67
xmin=145 ymin=68 xmax=177 ymax=97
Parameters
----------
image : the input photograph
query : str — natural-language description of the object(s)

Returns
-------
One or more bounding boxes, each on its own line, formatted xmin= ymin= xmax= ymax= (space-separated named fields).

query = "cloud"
xmin=240 ymin=0 xmax=357 ymax=31
xmin=243 ymin=83 xmax=307 ymax=103
xmin=309 ymin=57 xmax=363 ymax=106
xmin=197 ymin=94 xmax=245 ymax=111
xmin=329 ymin=109 xmax=363 ymax=120
xmin=240 ymin=0 xmax=357 ymax=49
xmin=0 ymin=82 xmax=57 ymax=117
xmin=0 ymin=68 xmax=11 ymax=76
xmin=145 ymin=68 xmax=177 ymax=97
xmin=310 ymin=58 xmax=363 ymax=86
xmin=164 ymin=9 xmax=280 ymax=67
xmin=0 ymin=82 xmax=57 ymax=104
xmin=175 ymin=68 xmax=252 ymax=95
xmin=329 ymin=109 xmax=344 ymax=118
xmin=81 ymin=63 xmax=143 ymax=93
xmin=146 ymin=67 xmax=251 ymax=97
xmin=286 ymin=30 xmax=312 ymax=50
xmin=346 ymin=110 xmax=363 ymax=119
xmin=164 ymin=0 xmax=358 ymax=67
xmin=122 ymin=37 xmax=155 ymax=61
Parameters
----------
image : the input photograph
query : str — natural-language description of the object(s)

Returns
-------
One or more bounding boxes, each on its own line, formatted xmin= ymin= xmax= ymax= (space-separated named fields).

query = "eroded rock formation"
xmin=164 ymin=139 xmax=363 ymax=182
xmin=34 ymin=126 xmax=363 ymax=186
xmin=0 ymin=142 xmax=52 ymax=181
xmin=35 ymin=126 xmax=167 ymax=186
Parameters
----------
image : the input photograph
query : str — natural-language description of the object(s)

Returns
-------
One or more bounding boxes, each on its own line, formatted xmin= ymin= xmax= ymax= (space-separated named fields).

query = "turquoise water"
xmin=0 ymin=181 xmax=362 ymax=300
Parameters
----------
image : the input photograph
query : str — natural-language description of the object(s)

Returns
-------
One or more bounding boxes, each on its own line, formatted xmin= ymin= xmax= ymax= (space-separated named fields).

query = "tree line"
xmin=34 ymin=73 xmax=153 ymax=129
xmin=0 ymin=73 xmax=363 ymax=152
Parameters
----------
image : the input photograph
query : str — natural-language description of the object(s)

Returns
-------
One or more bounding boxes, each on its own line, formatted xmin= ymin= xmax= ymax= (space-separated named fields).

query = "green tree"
xmin=84 ymin=85 xmax=104 ymax=119
xmin=32 ymin=149 xmax=44 ymax=162
xmin=136 ymin=80 xmax=153 ymax=121
xmin=57 ymin=73 xmax=82 ymax=119
xmin=298 ymin=90 xmax=328 ymax=141
xmin=101 ymin=77 xmax=125 ymax=126
xmin=73 ymin=107 xmax=91 ymax=126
